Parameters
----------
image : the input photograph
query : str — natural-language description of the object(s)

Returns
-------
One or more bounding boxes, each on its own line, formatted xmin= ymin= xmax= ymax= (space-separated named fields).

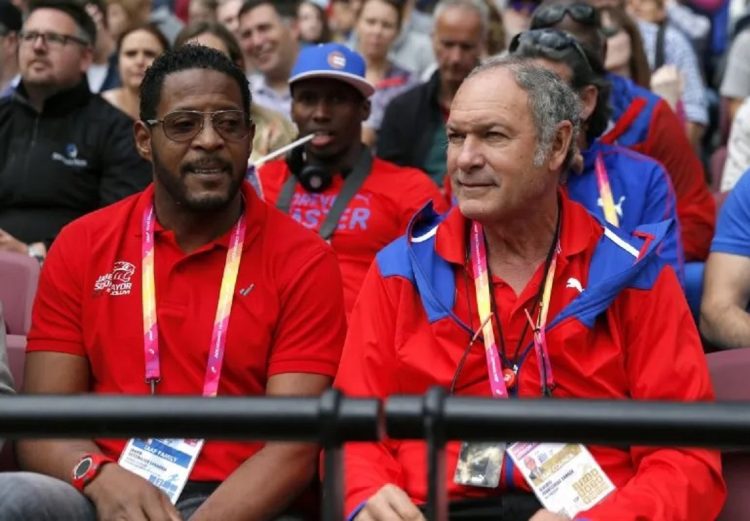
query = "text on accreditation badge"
xmin=118 ymin=437 xmax=204 ymax=503
xmin=507 ymin=442 xmax=615 ymax=517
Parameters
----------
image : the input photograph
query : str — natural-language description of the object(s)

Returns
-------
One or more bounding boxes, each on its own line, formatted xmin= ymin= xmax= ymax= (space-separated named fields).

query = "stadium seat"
xmin=707 ymin=349 xmax=750 ymax=520
xmin=0 ymin=251 xmax=40 ymax=335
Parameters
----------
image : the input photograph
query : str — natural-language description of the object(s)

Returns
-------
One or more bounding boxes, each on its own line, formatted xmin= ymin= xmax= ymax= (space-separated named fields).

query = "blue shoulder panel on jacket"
xmin=549 ymin=220 xmax=672 ymax=329
xmin=376 ymin=202 xmax=456 ymax=324
xmin=608 ymin=74 xmax=660 ymax=147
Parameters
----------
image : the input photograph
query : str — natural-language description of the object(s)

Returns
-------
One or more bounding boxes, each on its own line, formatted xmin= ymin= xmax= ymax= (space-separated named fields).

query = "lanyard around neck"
xmin=141 ymin=202 xmax=246 ymax=396
xmin=470 ymin=220 xmax=559 ymax=398
xmin=594 ymin=154 xmax=619 ymax=227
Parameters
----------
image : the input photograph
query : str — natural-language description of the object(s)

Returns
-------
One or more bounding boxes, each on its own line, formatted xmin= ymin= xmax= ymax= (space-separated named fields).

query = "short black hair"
xmin=139 ymin=45 xmax=251 ymax=122
xmin=28 ymin=0 xmax=97 ymax=44
xmin=238 ymin=0 xmax=297 ymax=20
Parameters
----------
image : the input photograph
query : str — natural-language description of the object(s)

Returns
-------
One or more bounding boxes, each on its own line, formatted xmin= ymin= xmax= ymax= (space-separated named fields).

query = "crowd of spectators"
xmin=0 ymin=0 xmax=749 ymax=518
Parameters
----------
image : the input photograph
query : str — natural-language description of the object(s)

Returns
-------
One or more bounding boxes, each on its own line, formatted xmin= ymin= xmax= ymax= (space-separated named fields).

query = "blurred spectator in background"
xmin=83 ymin=0 xmax=120 ymax=92
xmin=0 ymin=0 xmax=151 ymax=259
xmin=239 ymin=0 xmax=300 ymax=117
xmin=188 ymin=0 xmax=217 ymax=23
xmin=482 ymin=0 xmax=506 ymax=55
xmin=297 ymin=0 xmax=331 ymax=45
xmin=330 ymin=0 xmax=361 ymax=42
xmin=701 ymin=171 xmax=750 ymax=348
xmin=175 ymin=20 xmax=297 ymax=162
xmin=216 ymin=0 xmax=241 ymax=33
xmin=720 ymin=25 xmax=750 ymax=124
xmin=387 ymin=0 xmax=435 ymax=77
xmin=720 ymin=97 xmax=750 ymax=191
xmin=627 ymin=0 xmax=709 ymax=149
xmin=106 ymin=0 xmax=183 ymax=43
xmin=599 ymin=4 xmax=651 ymax=87
xmin=502 ymin=0 xmax=541 ymax=45
xmin=0 ymin=0 xmax=21 ymax=97
xmin=378 ymin=0 xmax=485 ymax=184
xmin=102 ymin=23 xmax=169 ymax=119
xmin=531 ymin=0 xmax=716 ymax=261
xmin=354 ymin=0 xmax=418 ymax=146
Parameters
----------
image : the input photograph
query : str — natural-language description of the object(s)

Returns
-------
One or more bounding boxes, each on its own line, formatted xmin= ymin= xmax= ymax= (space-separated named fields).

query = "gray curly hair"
xmin=466 ymin=55 xmax=581 ymax=170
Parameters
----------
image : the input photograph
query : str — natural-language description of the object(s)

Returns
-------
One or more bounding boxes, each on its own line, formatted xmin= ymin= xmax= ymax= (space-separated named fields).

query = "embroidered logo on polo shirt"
xmin=93 ymin=261 xmax=136 ymax=296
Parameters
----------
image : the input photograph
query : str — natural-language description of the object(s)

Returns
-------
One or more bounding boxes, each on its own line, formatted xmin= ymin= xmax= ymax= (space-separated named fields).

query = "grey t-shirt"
xmin=0 ymin=303 xmax=17 ymax=453
xmin=721 ymin=30 xmax=750 ymax=99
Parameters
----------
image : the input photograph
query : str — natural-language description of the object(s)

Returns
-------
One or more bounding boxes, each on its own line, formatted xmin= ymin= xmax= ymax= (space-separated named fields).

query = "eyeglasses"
xmin=146 ymin=110 xmax=252 ymax=143
xmin=531 ymin=3 xmax=599 ymax=29
xmin=509 ymin=29 xmax=594 ymax=73
xmin=18 ymin=30 xmax=89 ymax=48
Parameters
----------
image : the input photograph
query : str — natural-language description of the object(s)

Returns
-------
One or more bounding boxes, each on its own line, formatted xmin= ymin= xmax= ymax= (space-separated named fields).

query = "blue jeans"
xmin=0 ymin=471 xmax=213 ymax=520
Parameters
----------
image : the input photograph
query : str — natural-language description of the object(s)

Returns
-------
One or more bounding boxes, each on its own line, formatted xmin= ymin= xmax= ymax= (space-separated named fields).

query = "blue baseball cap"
xmin=289 ymin=43 xmax=375 ymax=98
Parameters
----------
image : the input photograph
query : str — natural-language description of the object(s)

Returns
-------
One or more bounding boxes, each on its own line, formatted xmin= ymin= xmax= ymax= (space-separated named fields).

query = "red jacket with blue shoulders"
xmin=566 ymin=141 xmax=684 ymax=283
xmin=336 ymin=193 xmax=724 ymax=521
xmin=601 ymin=73 xmax=715 ymax=261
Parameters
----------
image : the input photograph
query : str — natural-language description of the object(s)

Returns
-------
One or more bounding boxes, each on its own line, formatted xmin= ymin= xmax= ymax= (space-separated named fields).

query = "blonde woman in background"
xmin=174 ymin=21 xmax=297 ymax=163
xmin=102 ymin=24 xmax=169 ymax=120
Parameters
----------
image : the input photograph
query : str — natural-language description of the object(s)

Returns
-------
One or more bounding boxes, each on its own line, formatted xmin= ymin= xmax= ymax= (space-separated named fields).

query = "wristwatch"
xmin=71 ymin=453 xmax=114 ymax=492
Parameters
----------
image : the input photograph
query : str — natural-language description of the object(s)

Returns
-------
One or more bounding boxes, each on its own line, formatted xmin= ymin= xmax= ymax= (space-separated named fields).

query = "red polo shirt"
xmin=27 ymin=182 xmax=347 ymax=481
xmin=257 ymin=157 xmax=448 ymax=314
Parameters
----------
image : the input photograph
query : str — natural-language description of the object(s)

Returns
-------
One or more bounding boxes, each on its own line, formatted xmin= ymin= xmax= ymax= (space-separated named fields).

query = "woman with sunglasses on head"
xmin=102 ymin=23 xmax=169 ymax=120
xmin=529 ymin=0 xmax=716 ymax=265
xmin=508 ymin=28 xmax=685 ymax=282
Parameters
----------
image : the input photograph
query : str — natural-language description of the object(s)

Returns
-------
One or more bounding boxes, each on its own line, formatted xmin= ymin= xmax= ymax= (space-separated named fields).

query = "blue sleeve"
xmin=642 ymin=162 xmax=685 ymax=285
xmin=711 ymin=170 xmax=750 ymax=255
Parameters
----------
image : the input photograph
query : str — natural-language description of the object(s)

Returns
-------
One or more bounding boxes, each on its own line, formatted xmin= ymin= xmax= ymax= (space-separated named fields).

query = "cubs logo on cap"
xmin=289 ymin=43 xmax=375 ymax=98
xmin=327 ymin=51 xmax=347 ymax=70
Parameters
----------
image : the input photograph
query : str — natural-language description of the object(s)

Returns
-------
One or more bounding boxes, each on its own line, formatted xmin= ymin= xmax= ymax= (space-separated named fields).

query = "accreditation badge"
xmin=453 ymin=441 xmax=507 ymax=488
xmin=118 ymin=438 xmax=204 ymax=503
xmin=507 ymin=442 xmax=615 ymax=517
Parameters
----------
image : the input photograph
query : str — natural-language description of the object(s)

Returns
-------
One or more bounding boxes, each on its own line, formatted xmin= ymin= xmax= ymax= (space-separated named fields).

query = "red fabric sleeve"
xmin=26 ymin=223 xmax=86 ymax=355
xmin=335 ymin=263 xmax=407 ymax=515
xmin=580 ymin=267 xmax=726 ymax=520
xmin=644 ymin=101 xmax=716 ymax=261
xmin=267 ymin=243 xmax=347 ymax=377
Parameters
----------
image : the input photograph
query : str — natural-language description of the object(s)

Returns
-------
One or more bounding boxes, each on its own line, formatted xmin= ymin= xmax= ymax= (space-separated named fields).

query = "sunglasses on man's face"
xmin=531 ymin=3 xmax=599 ymax=29
xmin=509 ymin=29 xmax=594 ymax=73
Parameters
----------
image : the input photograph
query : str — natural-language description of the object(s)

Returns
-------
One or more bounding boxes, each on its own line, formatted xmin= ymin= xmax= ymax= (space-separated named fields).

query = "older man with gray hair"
xmin=335 ymin=56 xmax=724 ymax=521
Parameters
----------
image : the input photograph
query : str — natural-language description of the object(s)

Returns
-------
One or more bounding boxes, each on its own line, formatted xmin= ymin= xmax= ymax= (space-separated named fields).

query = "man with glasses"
xmin=507 ymin=28 xmax=684 ymax=282
xmin=0 ymin=0 xmax=21 ymax=97
xmin=0 ymin=45 xmax=346 ymax=520
xmin=0 ymin=0 xmax=150 ymax=263
xmin=335 ymin=56 xmax=724 ymax=521
xmin=529 ymin=0 xmax=715 ymax=264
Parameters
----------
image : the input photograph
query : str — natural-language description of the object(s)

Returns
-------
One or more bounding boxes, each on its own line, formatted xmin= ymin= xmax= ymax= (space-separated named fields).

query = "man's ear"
xmin=548 ymin=120 xmax=575 ymax=172
xmin=79 ymin=45 xmax=94 ymax=73
xmin=134 ymin=120 xmax=154 ymax=162
xmin=361 ymin=98 xmax=371 ymax=122
xmin=579 ymin=84 xmax=598 ymax=122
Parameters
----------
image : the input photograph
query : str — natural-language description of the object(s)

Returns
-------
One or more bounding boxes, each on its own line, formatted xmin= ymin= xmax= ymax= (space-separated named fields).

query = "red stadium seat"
xmin=707 ymin=349 xmax=750 ymax=520
xmin=0 ymin=251 xmax=40 ymax=335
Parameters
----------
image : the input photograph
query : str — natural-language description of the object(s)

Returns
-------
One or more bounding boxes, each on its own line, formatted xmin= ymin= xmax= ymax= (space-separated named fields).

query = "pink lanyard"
xmin=470 ymin=221 xmax=558 ymax=397
xmin=141 ymin=203 xmax=246 ymax=396
xmin=594 ymin=154 xmax=619 ymax=227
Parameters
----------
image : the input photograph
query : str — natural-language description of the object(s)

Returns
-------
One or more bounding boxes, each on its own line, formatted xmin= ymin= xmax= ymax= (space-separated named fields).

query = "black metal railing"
xmin=0 ymin=387 xmax=749 ymax=521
